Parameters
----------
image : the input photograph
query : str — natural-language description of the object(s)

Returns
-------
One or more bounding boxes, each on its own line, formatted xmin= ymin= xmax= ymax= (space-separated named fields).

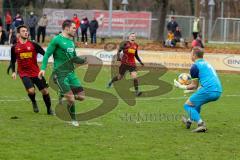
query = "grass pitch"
xmin=0 ymin=62 xmax=239 ymax=160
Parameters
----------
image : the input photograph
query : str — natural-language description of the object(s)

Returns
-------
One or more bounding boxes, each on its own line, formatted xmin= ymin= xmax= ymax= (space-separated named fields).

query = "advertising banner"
xmin=43 ymin=8 xmax=152 ymax=38
xmin=1 ymin=45 xmax=240 ymax=72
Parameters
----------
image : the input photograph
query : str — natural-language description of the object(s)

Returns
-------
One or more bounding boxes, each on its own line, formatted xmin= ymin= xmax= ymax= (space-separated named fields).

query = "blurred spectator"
xmin=89 ymin=17 xmax=99 ymax=44
xmin=37 ymin=14 xmax=48 ymax=43
xmin=72 ymin=13 xmax=80 ymax=41
xmin=167 ymin=16 xmax=178 ymax=33
xmin=27 ymin=12 xmax=38 ymax=41
xmin=165 ymin=31 xmax=174 ymax=47
xmin=13 ymin=12 xmax=24 ymax=29
xmin=0 ymin=16 xmax=2 ymax=27
xmin=8 ymin=28 xmax=17 ymax=45
xmin=5 ymin=11 xmax=12 ymax=32
xmin=174 ymin=26 xmax=184 ymax=47
xmin=0 ymin=26 xmax=7 ymax=45
xmin=192 ymin=17 xmax=200 ymax=39
xmin=80 ymin=17 xmax=89 ymax=45
xmin=192 ymin=35 xmax=204 ymax=48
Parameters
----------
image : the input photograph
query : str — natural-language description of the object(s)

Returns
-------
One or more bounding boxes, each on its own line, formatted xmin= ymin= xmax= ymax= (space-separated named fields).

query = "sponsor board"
xmin=94 ymin=10 xmax=151 ymax=38
xmin=0 ymin=45 xmax=52 ymax=62
xmin=1 ymin=45 xmax=240 ymax=72
xmin=223 ymin=55 xmax=240 ymax=69
xmin=43 ymin=8 xmax=152 ymax=38
xmin=75 ymin=48 xmax=240 ymax=72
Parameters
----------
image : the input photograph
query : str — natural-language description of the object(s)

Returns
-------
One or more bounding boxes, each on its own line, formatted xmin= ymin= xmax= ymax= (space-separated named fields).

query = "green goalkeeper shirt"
xmin=41 ymin=34 xmax=85 ymax=73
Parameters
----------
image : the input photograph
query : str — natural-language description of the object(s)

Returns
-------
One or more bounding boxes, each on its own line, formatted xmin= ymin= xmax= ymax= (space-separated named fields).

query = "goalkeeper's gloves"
xmin=174 ymin=79 xmax=187 ymax=90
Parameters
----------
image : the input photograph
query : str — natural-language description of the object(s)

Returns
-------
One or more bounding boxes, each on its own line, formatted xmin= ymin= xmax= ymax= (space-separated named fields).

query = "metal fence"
xmin=104 ymin=15 xmax=206 ymax=41
xmin=209 ymin=17 xmax=240 ymax=44
xmin=164 ymin=15 xmax=205 ymax=42
xmin=2 ymin=7 xmax=240 ymax=44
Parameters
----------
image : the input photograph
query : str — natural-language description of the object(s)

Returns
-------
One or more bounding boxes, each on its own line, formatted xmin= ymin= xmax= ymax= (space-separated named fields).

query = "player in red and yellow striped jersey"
xmin=107 ymin=33 xmax=144 ymax=96
xmin=9 ymin=25 xmax=54 ymax=115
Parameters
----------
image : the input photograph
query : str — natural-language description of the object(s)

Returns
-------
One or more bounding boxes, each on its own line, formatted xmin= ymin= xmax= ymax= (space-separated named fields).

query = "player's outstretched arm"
xmin=117 ymin=41 xmax=126 ymax=61
xmin=39 ymin=37 xmax=57 ymax=79
xmin=9 ymin=45 xmax=17 ymax=80
xmin=32 ymin=42 xmax=45 ymax=55
xmin=135 ymin=50 xmax=144 ymax=66
xmin=72 ymin=56 xmax=87 ymax=67
xmin=116 ymin=49 xmax=122 ymax=61
xmin=72 ymin=50 xmax=87 ymax=65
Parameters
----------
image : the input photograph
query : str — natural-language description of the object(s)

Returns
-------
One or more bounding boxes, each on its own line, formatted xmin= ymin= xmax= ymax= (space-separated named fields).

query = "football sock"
xmin=110 ymin=76 xmax=119 ymax=84
xmin=28 ymin=93 xmax=36 ymax=103
xmin=43 ymin=94 xmax=51 ymax=109
xmin=184 ymin=104 xmax=201 ymax=122
xmin=133 ymin=78 xmax=139 ymax=92
xmin=197 ymin=119 xmax=203 ymax=124
xmin=187 ymin=118 xmax=192 ymax=122
xmin=68 ymin=103 xmax=76 ymax=121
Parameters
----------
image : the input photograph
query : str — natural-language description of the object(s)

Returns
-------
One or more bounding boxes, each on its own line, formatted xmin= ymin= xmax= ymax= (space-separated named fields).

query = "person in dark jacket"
xmin=8 ymin=27 xmax=17 ymax=45
xmin=0 ymin=16 xmax=3 ymax=27
xmin=80 ymin=17 xmax=89 ymax=45
xmin=173 ymin=26 xmax=184 ymax=47
xmin=89 ymin=17 xmax=99 ymax=44
xmin=27 ymin=12 xmax=38 ymax=41
xmin=167 ymin=16 xmax=178 ymax=33
xmin=5 ymin=11 xmax=12 ymax=32
xmin=0 ymin=26 xmax=7 ymax=45
xmin=13 ymin=13 xmax=24 ymax=29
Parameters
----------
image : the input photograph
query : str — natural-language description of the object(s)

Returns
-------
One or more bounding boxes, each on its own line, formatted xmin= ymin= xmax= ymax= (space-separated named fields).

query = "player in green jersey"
xmin=38 ymin=20 xmax=86 ymax=127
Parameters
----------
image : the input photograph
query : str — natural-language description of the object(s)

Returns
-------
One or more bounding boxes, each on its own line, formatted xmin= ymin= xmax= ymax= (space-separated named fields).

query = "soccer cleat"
xmin=71 ymin=120 xmax=79 ymax=127
xmin=47 ymin=108 xmax=55 ymax=116
xmin=106 ymin=82 xmax=112 ymax=88
xmin=135 ymin=91 xmax=142 ymax=97
xmin=182 ymin=116 xmax=192 ymax=129
xmin=192 ymin=122 xmax=207 ymax=133
xmin=32 ymin=102 xmax=39 ymax=113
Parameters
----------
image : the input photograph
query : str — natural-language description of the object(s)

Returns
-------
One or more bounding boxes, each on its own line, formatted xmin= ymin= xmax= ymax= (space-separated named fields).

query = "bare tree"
xmin=155 ymin=0 xmax=169 ymax=41
xmin=189 ymin=0 xmax=194 ymax=15
xmin=101 ymin=0 xmax=108 ymax=10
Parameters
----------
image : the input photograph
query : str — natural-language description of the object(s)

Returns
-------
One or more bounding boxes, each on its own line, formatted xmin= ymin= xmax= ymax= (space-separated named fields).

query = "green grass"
xmin=0 ymin=61 xmax=240 ymax=160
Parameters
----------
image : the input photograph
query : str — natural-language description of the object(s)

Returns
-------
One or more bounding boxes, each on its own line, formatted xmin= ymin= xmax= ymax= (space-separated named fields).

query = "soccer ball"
xmin=178 ymin=73 xmax=192 ymax=85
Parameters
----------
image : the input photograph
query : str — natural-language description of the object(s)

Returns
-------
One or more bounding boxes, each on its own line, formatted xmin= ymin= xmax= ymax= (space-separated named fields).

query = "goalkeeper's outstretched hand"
xmin=174 ymin=79 xmax=187 ymax=90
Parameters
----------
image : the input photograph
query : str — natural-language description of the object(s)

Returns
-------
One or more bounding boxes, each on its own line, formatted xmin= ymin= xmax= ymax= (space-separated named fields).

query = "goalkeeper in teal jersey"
xmin=38 ymin=20 xmax=86 ymax=127
xmin=174 ymin=47 xmax=222 ymax=132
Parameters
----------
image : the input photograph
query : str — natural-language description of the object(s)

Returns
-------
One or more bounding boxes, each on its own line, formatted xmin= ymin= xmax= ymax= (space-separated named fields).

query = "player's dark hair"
xmin=192 ymin=47 xmax=204 ymax=58
xmin=17 ymin=25 xmax=28 ymax=33
xmin=62 ymin=19 xmax=75 ymax=30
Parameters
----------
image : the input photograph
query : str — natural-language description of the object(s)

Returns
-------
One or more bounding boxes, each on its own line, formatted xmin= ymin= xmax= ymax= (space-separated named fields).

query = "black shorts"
xmin=119 ymin=64 xmax=137 ymax=75
xmin=21 ymin=76 xmax=48 ymax=91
